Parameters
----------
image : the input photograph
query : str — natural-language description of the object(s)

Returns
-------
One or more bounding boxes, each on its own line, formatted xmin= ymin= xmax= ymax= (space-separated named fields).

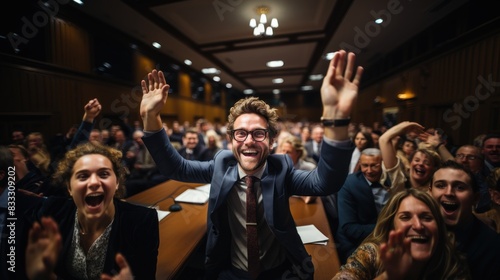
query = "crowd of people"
xmin=1 ymin=49 xmax=500 ymax=279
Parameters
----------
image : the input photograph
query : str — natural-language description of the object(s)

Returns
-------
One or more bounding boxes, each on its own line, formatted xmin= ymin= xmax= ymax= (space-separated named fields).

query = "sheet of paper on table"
xmin=174 ymin=185 xmax=210 ymax=204
xmin=296 ymin=224 xmax=329 ymax=245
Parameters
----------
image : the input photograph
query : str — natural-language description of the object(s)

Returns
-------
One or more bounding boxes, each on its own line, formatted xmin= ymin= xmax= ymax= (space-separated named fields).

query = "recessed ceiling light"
xmin=266 ymin=60 xmax=284 ymax=68
xmin=184 ymin=59 xmax=192 ymax=66
xmin=243 ymin=89 xmax=254 ymax=95
xmin=213 ymin=76 xmax=221 ymax=82
xmin=73 ymin=0 xmax=84 ymax=5
xmin=375 ymin=18 xmax=384 ymax=24
xmin=226 ymin=83 xmax=232 ymax=88
xmin=309 ymin=74 xmax=324 ymax=81
xmin=301 ymin=85 xmax=313 ymax=91
xmin=272 ymin=78 xmax=284 ymax=84
xmin=272 ymin=89 xmax=280 ymax=94
xmin=152 ymin=42 xmax=161 ymax=49
xmin=201 ymin=68 xmax=220 ymax=74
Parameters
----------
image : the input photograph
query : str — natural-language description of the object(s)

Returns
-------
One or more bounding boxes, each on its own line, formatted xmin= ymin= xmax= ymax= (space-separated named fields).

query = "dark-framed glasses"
xmin=455 ymin=154 xmax=479 ymax=161
xmin=230 ymin=129 xmax=268 ymax=142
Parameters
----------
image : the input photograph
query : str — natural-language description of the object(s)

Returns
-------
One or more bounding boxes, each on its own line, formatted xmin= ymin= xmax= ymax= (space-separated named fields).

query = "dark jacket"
xmin=143 ymin=129 xmax=353 ymax=279
xmin=36 ymin=197 xmax=159 ymax=279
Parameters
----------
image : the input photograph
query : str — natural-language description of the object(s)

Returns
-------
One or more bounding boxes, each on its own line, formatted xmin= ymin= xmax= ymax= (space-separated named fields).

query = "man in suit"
xmin=177 ymin=128 xmax=209 ymax=160
xmin=140 ymin=50 xmax=363 ymax=279
xmin=304 ymin=125 xmax=324 ymax=164
xmin=335 ymin=148 xmax=391 ymax=263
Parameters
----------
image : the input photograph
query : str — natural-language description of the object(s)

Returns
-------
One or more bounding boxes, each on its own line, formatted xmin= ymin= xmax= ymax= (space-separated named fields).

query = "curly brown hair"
xmin=52 ymin=142 xmax=126 ymax=198
xmin=226 ymin=97 xmax=279 ymax=142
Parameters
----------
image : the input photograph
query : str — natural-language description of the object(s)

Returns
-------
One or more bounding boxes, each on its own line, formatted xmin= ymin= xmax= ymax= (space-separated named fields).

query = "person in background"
xmin=31 ymin=142 xmax=159 ymax=279
xmin=9 ymin=144 xmax=49 ymax=195
xmin=429 ymin=160 xmax=500 ymax=280
xmin=304 ymin=124 xmax=324 ymax=164
xmin=379 ymin=121 xmax=441 ymax=192
xmin=333 ymin=189 xmax=470 ymax=280
xmin=177 ymin=128 xmax=208 ymax=161
xmin=139 ymin=50 xmax=362 ymax=279
xmin=396 ymin=136 xmax=417 ymax=176
xmin=476 ymin=167 xmax=500 ymax=233
xmin=348 ymin=130 xmax=374 ymax=174
xmin=336 ymin=147 xmax=406 ymax=263
xmin=25 ymin=132 xmax=51 ymax=176
xmin=370 ymin=130 xmax=382 ymax=149
xmin=482 ymin=133 xmax=500 ymax=175
xmin=275 ymin=135 xmax=317 ymax=204
xmin=12 ymin=129 xmax=25 ymax=145
xmin=201 ymin=129 xmax=223 ymax=161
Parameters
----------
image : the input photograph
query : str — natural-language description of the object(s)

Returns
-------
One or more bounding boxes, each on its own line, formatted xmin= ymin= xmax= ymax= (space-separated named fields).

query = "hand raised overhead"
xmin=140 ymin=70 xmax=170 ymax=131
xmin=321 ymin=50 xmax=363 ymax=120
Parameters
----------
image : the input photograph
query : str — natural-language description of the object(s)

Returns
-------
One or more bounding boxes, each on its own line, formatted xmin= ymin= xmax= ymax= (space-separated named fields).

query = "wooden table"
xmin=126 ymin=180 xmax=207 ymax=280
xmin=127 ymin=181 xmax=340 ymax=279
xmin=289 ymin=196 xmax=340 ymax=280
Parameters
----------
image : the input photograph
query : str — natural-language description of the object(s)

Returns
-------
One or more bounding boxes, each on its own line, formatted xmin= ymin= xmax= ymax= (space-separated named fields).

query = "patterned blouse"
xmin=332 ymin=243 xmax=382 ymax=280
xmin=66 ymin=212 xmax=114 ymax=280
xmin=332 ymin=242 xmax=471 ymax=280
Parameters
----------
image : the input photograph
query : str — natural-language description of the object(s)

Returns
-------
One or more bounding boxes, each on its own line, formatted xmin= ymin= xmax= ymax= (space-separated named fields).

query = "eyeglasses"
xmin=230 ymin=129 xmax=268 ymax=142
xmin=455 ymin=154 xmax=479 ymax=161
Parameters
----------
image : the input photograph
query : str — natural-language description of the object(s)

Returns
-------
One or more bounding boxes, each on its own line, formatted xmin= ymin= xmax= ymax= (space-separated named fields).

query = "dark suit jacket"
xmin=35 ymin=197 xmax=159 ymax=279
xmin=336 ymin=171 xmax=379 ymax=263
xmin=304 ymin=140 xmax=321 ymax=163
xmin=177 ymin=145 xmax=208 ymax=161
xmin=455 ymin=216 xmax=500 ymax=280
xmin=143 ymin=129 xmax=353 ymax=279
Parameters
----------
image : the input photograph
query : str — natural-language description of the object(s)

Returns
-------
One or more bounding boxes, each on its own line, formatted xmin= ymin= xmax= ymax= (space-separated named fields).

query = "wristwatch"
xmin=320 ymin=117 xmax=351 ymax=127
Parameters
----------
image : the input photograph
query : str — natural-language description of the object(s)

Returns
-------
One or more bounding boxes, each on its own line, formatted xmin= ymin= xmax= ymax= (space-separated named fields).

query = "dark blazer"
xmin=336 ymin=171 xmax=379 ymax=263
xmin=454 ymin=216 xmax=500 ymax=280
xmin=177 ymin=145 xmax=208 ymax=161
xmin=304 ymin=140 xmax=321 ymax=163
xmin=35 ymin=197 xmax=159 ymax=279
xmin=143 ymin=129 xmax=353 ymax=279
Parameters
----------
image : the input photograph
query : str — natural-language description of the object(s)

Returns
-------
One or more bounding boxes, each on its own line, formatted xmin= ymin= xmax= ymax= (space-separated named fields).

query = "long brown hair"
xmin=364 ymin=188 xmax=465 ymax=279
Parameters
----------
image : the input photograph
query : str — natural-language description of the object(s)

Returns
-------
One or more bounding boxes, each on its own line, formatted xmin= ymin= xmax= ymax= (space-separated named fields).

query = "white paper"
xmin=196 ymin=184 xmax=211 ymax=194
xmin=174 ymin=188 xmax=209 ymax=204
xmin=296 ymin=225 xmax=329 ymax=245
xmin=156 ymin=210 xmax=170 ymax=221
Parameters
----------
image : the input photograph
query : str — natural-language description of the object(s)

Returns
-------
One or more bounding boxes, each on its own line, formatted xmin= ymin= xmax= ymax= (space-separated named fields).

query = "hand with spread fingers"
xmin=140 ymin=69 xmax=171 ymax=131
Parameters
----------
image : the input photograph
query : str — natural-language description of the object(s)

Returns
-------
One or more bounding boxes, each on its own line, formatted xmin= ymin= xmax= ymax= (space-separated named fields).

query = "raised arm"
xmin=140 ymin=70 xmax=170 ymax=131
xmin=71 ymin=98 xmax=102 ymax=148
xmin=321 ymin=50 xmax=363 ymax=141
xmin=379 ymin=121 xmax=424 ymax=169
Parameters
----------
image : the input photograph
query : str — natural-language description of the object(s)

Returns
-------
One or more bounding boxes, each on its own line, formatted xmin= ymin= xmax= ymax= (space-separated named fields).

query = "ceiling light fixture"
xmin=249 ymin=6 xmax=278 ymax=37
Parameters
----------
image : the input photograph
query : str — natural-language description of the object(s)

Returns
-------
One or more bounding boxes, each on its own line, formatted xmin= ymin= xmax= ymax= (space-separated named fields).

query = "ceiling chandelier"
xmin=249 ymin=6 xmax=278 ymax=36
